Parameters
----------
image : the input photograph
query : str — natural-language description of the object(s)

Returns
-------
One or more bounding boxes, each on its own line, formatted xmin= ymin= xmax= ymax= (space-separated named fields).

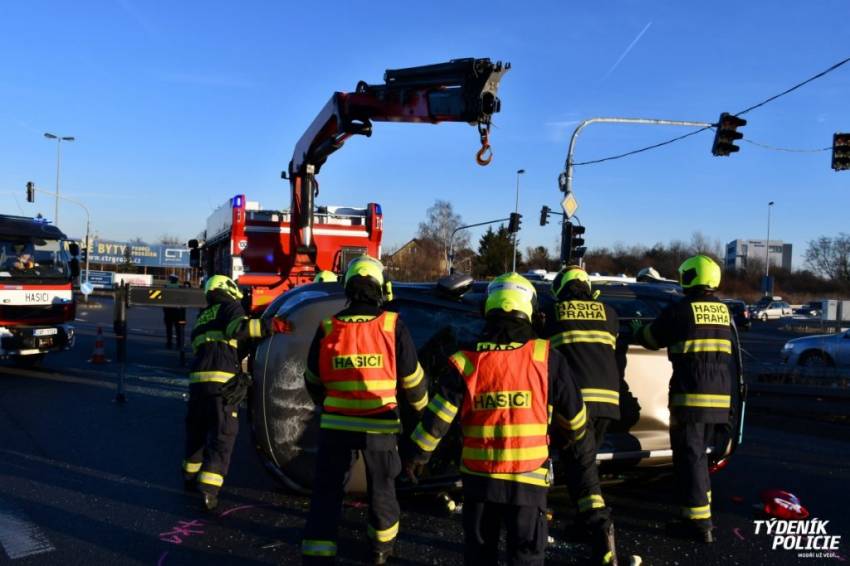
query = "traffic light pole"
xmin=448 ymin=218 xmax=510 ymax=274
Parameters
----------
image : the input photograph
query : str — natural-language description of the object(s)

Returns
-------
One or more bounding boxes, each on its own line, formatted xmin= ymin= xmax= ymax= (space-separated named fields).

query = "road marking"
xmin=0 ymin=500 xmax=54 ymax=560
xmin=0 ymin=367 xmax=186 ymax=400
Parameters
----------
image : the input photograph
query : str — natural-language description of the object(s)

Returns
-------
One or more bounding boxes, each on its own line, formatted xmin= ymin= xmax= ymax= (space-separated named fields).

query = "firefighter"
xmin=301 ymin=255 xmax=428 ymax=565
xmin=547 ymin=266 xmax=620 ymax=450
xmin=314 ymin=270 xmax=339 ymax=283
xmin=403 ymin=273 xmax=617 ymax=566
xmin=163 ymin=274 xmax=182 ymax=349
xmin=183 ymin=274 xmax=291 ymax=511
xmin=631 ymin=255 xmax=732 ymax=543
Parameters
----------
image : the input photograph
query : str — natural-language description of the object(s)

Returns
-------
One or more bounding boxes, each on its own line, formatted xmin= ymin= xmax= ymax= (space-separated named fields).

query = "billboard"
xmin=84 ymin=240 xmax=191 ymax=268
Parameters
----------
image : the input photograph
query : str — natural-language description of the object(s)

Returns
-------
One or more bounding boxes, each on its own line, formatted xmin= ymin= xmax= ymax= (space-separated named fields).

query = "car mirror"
xmin=436 ymin=272 xmax=474 ymax=298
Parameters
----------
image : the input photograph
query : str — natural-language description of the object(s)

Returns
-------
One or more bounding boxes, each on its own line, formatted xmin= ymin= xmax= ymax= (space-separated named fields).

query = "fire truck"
xmin=192 ymin=57 xmax=508 ymax=314
xmin=0 ymin=214 xmax=79 ymax=366
xmin=193 ymin=195 xmax=383 ymax=312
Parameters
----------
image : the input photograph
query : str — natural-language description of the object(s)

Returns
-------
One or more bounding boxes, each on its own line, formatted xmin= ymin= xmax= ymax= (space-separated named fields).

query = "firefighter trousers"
xmin=591 ymin=416 xmax=612 ymax=451
xmin=670 ymin=420 xmax=713 ymax=529
xmin=302 ymin=430 xmax=401 ymax=563
xmin=183 ymin=389 xmax=239 ymax=496
xmin=462 ymin=500 xmax=547 ymax=566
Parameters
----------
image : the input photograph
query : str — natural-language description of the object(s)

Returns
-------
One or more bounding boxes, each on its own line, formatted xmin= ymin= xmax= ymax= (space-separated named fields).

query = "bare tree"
xmin=417 ymin=200 xmax=469 ymax=261
xmin=805 ymin=233 xmax=850 ymax=281
xmin=159 ymin=234 xmax=183 ymax=246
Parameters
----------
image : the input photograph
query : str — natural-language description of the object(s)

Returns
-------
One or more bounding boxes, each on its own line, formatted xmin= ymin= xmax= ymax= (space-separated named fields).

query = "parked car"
xmin=794 ymin=300 xmax=824 ymax=318
xmin=782 ymin=329 xmax=850 ymax=368
xmin=751 ymin=298 xmax=793 ymax=321
xmin=722 ymin=299 xmax=751 ymax=331
xmin=250 ymin=275 xmax=745 ymax=494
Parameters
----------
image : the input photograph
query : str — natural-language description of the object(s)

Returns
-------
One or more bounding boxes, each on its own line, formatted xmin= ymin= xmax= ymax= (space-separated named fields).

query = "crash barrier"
xmin=745 ymin=362 xmax=850 ymax=393
xmin=779 ymin=318 xmax=849 ymax=335
xmin=112 ymin=284 xmax=207 ymax=402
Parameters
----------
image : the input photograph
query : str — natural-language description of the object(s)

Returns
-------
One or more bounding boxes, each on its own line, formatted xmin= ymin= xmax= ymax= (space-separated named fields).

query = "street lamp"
xmin=512 ymin=169 xmax=525 ymax=272
xmin=44 ymin=132 xmax=75 ymax=225
xmin=764 ymin=201 xmax=775 ymax=291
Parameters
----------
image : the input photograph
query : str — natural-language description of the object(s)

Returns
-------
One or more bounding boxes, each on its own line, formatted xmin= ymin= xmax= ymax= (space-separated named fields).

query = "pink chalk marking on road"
xmin=157 ymin=551 xmax=168 ymax=566
xmin=158 ymin=519 xmax=206 ymax=545
xmin=732 ymin=527 xmax=745 ymax=541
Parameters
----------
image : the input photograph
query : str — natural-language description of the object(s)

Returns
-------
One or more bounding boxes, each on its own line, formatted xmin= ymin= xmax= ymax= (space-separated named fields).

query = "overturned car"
xmin=250 ymin=275 xmax=746 ymax=493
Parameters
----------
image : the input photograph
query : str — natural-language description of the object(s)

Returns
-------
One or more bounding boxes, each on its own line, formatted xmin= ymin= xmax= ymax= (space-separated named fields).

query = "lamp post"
xmin=512 ymin=169 xmax=525 ymax=272
xmin=765 ymin=201 xmax=775 ymax=278
xmin=44 ymin=133 xmax=75 ymax=225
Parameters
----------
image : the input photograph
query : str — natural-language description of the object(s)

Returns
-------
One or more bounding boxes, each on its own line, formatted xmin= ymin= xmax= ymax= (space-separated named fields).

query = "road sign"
xmin=561 ymin=192 xmax=579 ymax=219
xmin=83 ymin=270 xmax=114 ymax=289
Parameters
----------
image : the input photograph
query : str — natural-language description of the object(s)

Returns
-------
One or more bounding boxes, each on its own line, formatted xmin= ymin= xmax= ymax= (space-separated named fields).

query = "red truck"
xmin=193 ymin=195 xmax=382 ymax=313
xmin=0 ymin=214 xmax=79 ymax=366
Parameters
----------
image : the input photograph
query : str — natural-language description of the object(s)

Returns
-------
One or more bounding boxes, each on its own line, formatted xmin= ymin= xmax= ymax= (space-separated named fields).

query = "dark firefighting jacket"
xmin=546 ymin=297 xmax=621 ymax=420
xmin=635 ymin=292 xmax=733 ymax=423
xmin=408 ymin=316 xmax=600 ymax=507
xmin=305 ymin=302 xmax=428 ymax=437
xmin=189 ymin=290 xmax=275 ymax=393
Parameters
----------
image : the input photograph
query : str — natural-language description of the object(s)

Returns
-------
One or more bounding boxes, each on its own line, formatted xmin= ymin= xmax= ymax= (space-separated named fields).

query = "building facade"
xmin=725 ymin=239 xmax=792 ymax=271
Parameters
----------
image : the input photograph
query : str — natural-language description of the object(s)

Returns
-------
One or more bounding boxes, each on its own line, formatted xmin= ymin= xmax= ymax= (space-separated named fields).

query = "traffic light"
xmin=832 ymin=133 xmax=850 ymax=171
xmin=80 ymin=247 xmax=88 ymax=262
xmin=561 ymin=222 xmax=587 ymax=263
xmin=539 ymin=206 xmax=551 ymax=226
xmin=26 ymin=181 xmax=35 ymax=202
xmin=711 ymin=112 xmax=747 ymax=156
xmin=508 ymin=212 xmax=522 ymax=234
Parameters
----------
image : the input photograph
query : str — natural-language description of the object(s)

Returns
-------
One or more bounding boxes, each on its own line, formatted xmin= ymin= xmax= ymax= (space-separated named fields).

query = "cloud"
xmin=158 ymin=71 xmax=257 ymax=89
xmin=601 ymin=21 xmax=653 ymax=81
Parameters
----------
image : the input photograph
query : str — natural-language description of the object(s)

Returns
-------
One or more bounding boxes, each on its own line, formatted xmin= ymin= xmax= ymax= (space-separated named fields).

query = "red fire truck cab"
xmin=194 ymin=195 xmax=382 ymax=313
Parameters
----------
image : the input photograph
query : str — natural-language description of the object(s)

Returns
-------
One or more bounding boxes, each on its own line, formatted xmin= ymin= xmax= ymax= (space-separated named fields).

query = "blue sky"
xmin=1 ymin=1 xmax=848 ymax=271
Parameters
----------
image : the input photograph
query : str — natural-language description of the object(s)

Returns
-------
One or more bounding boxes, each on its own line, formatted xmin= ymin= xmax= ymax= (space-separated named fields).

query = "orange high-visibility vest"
xmin=450 ymin=339 xmax=550 ymax=474
xmin=318 ymin=312 xmax=398 ymax=417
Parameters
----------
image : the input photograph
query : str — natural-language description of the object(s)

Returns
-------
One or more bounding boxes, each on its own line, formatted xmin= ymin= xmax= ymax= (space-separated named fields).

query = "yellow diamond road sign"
xmin=562 ymin=192 xmax=579 ymax=219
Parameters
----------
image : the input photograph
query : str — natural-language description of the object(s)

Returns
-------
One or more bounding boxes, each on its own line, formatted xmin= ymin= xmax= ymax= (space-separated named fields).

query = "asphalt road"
xmin=0 ymin=297 xmax=847 ymax=565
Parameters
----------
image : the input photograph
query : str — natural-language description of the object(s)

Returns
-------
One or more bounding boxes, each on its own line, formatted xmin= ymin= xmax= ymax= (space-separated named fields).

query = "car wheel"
xmin=799 ymin=351 xmax=834 ymax=368
xmin=760 ymin=313 xmax=768 ymax=322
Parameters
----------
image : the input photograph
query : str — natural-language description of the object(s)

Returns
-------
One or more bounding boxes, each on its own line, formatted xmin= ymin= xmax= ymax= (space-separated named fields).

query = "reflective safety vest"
xmin=318 ymin=312 xmax=399 ymax=421
xmin=450 ymin=339 xmax=550 ymax=475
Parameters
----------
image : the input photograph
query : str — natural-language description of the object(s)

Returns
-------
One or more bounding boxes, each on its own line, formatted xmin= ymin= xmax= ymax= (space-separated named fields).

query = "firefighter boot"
xmin=591 ymin=523 xmax=618 ymax=565
xmin=372 ymin=545 xmax=394 ymax=565
xmin=203 ymin=492 xmax=219 ymax=512
xmin=665 ymin=520 xmax=714 ymax=544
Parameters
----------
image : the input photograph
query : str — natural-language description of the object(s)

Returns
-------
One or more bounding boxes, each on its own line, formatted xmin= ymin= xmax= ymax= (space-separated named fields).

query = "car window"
xmin=600 ymin=296 xmax=673 ymax=319
xmin=390 ymin=299 xmax=484 ymax=349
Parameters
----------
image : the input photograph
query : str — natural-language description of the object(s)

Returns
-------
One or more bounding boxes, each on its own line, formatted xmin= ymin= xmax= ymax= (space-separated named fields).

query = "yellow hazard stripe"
xmin=461 ymin=445 xmax=549 ymax=462
xmin=320 ymin=413 xmax=401 ymax=433
xmin=462 ymin=423 xmax=548 ymax=438
xmin=670 ymin=338 xmax=732 ymax=355
xmin=382 ymin=312 xmax=397 ymax=333
xmin=552 ymin=330 xmax=616 ymax=348
xmin=532 ymin=339 xmax=548 ymax=362
xmin=460 ymin=464 xmax=551 ymax=487
xmin=192 ymin=331 xmax=238 ymax=351
xmin=401 ymin=364 xmax=424 ymax=389
xmin=450 ymin=351 xmax=474 ymax=377
xmin=325 ymin=379 xmax=397 ymax=392
xmin=248 ymin=318 xmax=263 ymax=338
xmin=149 ymin=290 xmax=162 ymax=299
xmin=302 ymin=539 xmax=337 ymax=557
xmin=182 ymin=460 xmax=201 ymax=474
xmin=368 ymin=521 xmax=399 ymax=543
xmin=683 ymin=504 xmax=712 ymax=520
xmin=556 ymin=404 xmax=587 ymax=431
xmin=411 ymin=423 xmax=439 ymax=452
xmin=427 ymin=395 xmax=458 ymax=424
xmin=670 ymin=393 xmax=731 ymax=409
xmin=581 ymin=388 xmax=619 ymax=405
xmin=189 ymin=371 xmax=236 ymax=384
xmin=323 ymin=395 xmax=397 ymax=410
xmin=578 ymin=494 xmax=606 ymax=512
xmin=198 ymin=471 xmax=224 ymax=487
xmin=409 ymin=391 xmax=429 ymax=412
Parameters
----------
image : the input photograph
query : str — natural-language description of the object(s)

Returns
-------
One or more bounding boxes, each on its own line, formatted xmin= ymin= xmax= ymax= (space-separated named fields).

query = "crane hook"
xmin=476 ymin=127 xmax=493 ymax=166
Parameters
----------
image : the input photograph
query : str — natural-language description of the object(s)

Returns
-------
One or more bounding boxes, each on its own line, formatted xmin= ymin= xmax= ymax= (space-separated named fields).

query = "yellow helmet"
xmin=204 ymin=274 xmax=243 ymax=300
xmin=344 ymin=255 xmax=385 ymax=287
xmin=485 ymin=272 xmax=537 ymax=322
xmin=314 ymin=270 xmax=339 ymax=283
xmin=678 ymin=255 xmax=721 ymax=290
xmin=551 ymin=265 xmax=590 ymax=298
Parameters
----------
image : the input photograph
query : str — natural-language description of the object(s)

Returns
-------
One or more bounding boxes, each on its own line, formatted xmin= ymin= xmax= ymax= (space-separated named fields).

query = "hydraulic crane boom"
xmin=285 ymin=57 xmax=509 ymax=282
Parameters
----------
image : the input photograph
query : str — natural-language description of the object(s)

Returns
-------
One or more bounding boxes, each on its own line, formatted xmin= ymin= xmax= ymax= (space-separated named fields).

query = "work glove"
xmin=271 ymin=317 xmax=294 ymax=334
xmin=629 ymin=319 xmax=644 ymax=342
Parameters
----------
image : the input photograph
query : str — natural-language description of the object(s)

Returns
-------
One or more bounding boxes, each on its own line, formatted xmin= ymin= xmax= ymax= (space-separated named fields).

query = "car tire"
xmin=760 ymin=313 xmax=768 ymax=322
xmin=799 ymin=351 xmax=834 ymax=368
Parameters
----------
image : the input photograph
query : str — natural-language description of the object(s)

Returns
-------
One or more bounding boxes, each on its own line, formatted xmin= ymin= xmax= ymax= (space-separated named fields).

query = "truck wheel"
xmin=13 ymin=354 xmax=44 ymax=369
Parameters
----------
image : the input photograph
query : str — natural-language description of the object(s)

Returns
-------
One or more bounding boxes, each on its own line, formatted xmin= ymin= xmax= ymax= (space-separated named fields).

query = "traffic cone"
xmin=89 ymin=325 xmax=109 ymax=364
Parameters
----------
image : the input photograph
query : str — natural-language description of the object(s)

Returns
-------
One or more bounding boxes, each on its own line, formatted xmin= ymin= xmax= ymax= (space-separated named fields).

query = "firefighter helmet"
xmin=314 ymin=270 xmax=338 ymax=283
xmin=485 ymin=272 xmax=537 ymax=322
xmin=204 ymin=274 xmax=243 ymax=300
xmin=344 ymin=255 xmax=385 ymax=287
xmin=678 ymin=255 xmax=721 ymax=290
xmin=551 ymin=265 xmax=590 ymax=299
